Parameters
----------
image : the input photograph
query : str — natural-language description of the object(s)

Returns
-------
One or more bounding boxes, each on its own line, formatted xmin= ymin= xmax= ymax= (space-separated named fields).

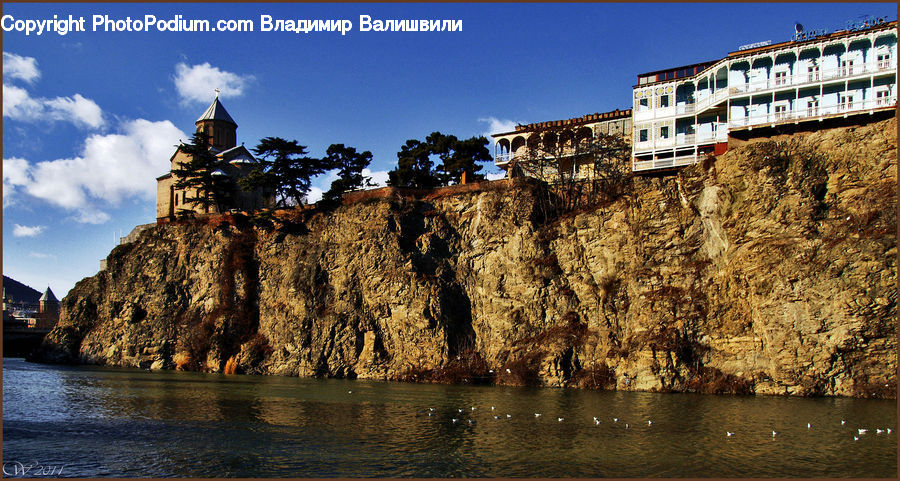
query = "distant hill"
xmin=2 ymin=275 xmax=42 ymax=304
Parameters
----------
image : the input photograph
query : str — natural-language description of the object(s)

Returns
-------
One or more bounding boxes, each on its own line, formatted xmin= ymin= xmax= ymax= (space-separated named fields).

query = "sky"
xmin=2 ymin=2 xmax=896 ymax=298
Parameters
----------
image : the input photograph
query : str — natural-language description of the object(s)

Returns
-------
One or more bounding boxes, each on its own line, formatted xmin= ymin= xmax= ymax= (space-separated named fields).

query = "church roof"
xmin=218 ymin=145 xmax=257 ymax=164
xmin=39 ymin=287 xmax=57 ymax=302
xmin=196 ymin=97 xmax=237 ymax=127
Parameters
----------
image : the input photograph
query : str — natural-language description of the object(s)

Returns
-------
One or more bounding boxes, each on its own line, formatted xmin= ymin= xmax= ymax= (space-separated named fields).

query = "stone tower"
xmin=37 ymin=286 xmax=59 ymax=329
xmin=195 ymin=91 xmax=237 ymax=151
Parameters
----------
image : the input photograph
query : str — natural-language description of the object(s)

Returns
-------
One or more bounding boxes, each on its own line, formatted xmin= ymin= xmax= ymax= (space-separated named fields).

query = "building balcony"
xmin=729 ymin=61 xmax=897 ymax=97
xmin=633 ymin=152 xmax=700 ymax=172
xmin=495 ymin=152 xmax=513 ymax=165
xmin=728 ymin=95 xmax=897 ymax=129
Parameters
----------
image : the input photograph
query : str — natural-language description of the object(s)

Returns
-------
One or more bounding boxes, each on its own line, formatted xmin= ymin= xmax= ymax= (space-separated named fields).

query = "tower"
xmin=195 ymin=90 xmax=237 ymax=151
xmin=37 ymin=286 xmax=59 ymax=329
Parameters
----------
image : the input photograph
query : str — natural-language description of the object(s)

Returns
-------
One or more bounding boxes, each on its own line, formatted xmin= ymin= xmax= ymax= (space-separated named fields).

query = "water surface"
xmin=2 ymin=358 xmax=896 ymax=477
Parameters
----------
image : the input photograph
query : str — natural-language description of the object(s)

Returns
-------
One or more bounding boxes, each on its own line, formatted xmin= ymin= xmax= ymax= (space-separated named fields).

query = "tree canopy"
xmin=387 ymin=132 xmax=491 ymax=188
xmin=322 ymin=144 xmax=374 ymax=202
xmin=243 ymin=137 xmax=330 ymax=207
xmin=171 ymin=131 xmax=235 ymax=213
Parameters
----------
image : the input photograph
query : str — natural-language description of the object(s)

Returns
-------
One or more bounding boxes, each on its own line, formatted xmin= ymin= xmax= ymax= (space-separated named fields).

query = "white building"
xmin=632 ymin=18 xmax=897 ymax=172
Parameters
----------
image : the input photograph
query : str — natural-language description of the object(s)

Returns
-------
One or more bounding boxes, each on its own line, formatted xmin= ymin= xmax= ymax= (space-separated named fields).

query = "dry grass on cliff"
xmin=570 ymin=363 xmax=617 ymax=389
xmin=684 ymin=367 xmax=753 ymax=395
xmin=394 ymin=349 xmax=494 ymax=385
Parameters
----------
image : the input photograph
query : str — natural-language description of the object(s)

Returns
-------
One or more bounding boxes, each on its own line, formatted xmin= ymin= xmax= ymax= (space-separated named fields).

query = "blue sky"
xmin=3 ymin=3 xmax=895 ymax=297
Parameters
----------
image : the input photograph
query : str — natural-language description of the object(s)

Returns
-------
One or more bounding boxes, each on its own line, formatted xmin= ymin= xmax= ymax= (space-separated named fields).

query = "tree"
xmin=388 ymin=138 xmax=438 ymax=189
xmin=387 ymin=132 xmax=492 ymax=188
xmin=172 ymin=131 xmax=235 ymax=214
xmin=244 ymin=137 xmax=329 ymax=207
xmin=322 ymin=144 xmax=374 ymax=202
xmin=436 ymin=134 xmax=491 ymax=185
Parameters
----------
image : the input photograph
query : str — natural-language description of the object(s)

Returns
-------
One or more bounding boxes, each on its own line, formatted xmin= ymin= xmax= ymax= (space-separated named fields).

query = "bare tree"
xmin=508 ymin=124 xmax=632 ymax=214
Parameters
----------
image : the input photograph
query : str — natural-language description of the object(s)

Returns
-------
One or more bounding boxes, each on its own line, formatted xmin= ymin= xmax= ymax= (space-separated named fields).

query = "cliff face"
xmin=34 ymin=117 xmax=897 ymax=398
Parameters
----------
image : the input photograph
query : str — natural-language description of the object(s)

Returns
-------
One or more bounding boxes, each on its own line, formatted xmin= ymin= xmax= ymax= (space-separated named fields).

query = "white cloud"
xmin=3 ymin=157 xmax=31 ymax=207
xmin=70 ymin=208 xmax=111 ymax=225
xmin=13 ymin=224 xmax=45 ymax=237
xmin=29 ymin=251 xmax=57 ymax=260
xmin=363 ymin=168 xmax=389 ymax=188
xmin=174 ymin=62 xmax=253 ymax=104
xmin=3 ymin=52 xmax=40 ymax=83
xmin=478 ymin=117 xmax=518 ymax=140
xmin=3 ymin=83 xmax=104 ymax=129
xmin=306 ymin=187 xmax=324 ymax=204
xmin=6 ymin=119 xmax=186 ymax=223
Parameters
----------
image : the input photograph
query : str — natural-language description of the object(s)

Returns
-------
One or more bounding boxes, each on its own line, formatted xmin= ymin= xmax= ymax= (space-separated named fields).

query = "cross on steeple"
xmin=215 ymin=88 xmax=220 ymax=98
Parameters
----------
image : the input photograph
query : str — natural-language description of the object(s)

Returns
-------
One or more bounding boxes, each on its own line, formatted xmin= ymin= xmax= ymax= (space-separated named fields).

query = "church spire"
xmin=196 ymin=92 xmax=237 ymax=150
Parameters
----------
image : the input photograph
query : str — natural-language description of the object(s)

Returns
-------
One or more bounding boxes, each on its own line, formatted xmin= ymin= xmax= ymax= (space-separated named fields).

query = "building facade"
xmin=156 ymin=96 xmax=268 ymax=221
xmin=492 ymin=109 xmax=632 ymax=180
xmin=632 ymin=19 xmax=897 ymax=172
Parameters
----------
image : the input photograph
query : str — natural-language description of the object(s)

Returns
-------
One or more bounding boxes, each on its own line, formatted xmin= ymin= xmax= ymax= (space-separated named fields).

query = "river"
xmin=2 ymin=358 xmax=896 ymax=477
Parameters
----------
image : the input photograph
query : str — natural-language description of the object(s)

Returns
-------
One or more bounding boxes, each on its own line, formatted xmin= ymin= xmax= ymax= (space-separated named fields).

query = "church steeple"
xmin=195 ymin=90 xmax=237 ymax=150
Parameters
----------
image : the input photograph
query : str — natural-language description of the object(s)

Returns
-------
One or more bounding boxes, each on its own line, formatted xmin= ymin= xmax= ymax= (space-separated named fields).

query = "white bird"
xmin=429 ymin=408 xmax=435 ymax=411
xmin=648 ymin=421 xmax=653 ymax=426
xmin=625 ymin=423 xmax=629 ymax=429
xmin=841 ymin=420 xmax=846 ymax=425
xmin=534 ymin=413 xmax=541 ymax=417
xmin=888 ymin=428 xmax=893 ymax=434
xmin=558 ymin=417 xmax=564 ymax=422
xmin=458 ymin=409 xmax=464 ymax=413
xmin=854 ymin=436 xmax=859 ymax=441
xmin=452 ymin=418 xmax=458 ymax=423
xmin=428 ymin=412 xmax=433 ymax=417
xmin=772 ymin=430 xmax=778 ymax=437
xmin=468 ymin=420 xmax=473 ymax=424
xmin=506 ymin=368 xmax=511 ymax=374
xmin=506 ymin=414 xmax=511 ymax=418
xmin=491 ymin=406 xmax=495 ymax=411
xmin=348 ymin=390 xmax=352 ymax=394
xmin=858 ymin=429 xmax=868 ymax=434
xmin=493 ymin=415 xmax=500 ymax=420
xmin=807 ymin=423 xmax=811 ymax=429
xmin=595 ymin=419 xmax=601 ymax=425
xmin=726 ymin=431 xmax=734 ymax=437
xmin=876 ymin=429 xmax=884 ymax=434
xmin=471 ymin=407 xmax=476 ymax=411
xmin=593 ymin=416 xmax=598 ymax=422
xmin=613 ymin=418 xmax=618 ymax=423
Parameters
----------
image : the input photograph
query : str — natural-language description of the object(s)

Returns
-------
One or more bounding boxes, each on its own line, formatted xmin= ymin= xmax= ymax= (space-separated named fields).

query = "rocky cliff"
xmin=33 ymin=117 xmax=897 ymax=398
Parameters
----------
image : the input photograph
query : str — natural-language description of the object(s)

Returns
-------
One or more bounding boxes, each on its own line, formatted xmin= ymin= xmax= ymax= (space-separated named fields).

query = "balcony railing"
xmin=634 ymin=123 xmax=727 ymax=152
xmin=728 ymin=95 xmax=897 ymax=128
xmin=692 ymin=88 xmax=730 ymax=114
xmin=633 ymin=152 xmax=700 ymax=172
xmin=495 ymin=152 xmax=513 ymax=164
xmin=728 ymin=61 xmax=896 ymax=96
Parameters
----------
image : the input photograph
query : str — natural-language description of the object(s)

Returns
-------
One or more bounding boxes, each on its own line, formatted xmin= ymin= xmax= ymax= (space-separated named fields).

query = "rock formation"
xmin=32 ymin=117 xmax=897 ymax=398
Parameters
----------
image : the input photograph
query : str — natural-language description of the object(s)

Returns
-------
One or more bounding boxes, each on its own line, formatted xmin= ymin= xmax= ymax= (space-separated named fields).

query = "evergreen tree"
xmin=387 ymin=132 xmax=491 ymax=188
xmin=172 ymin=131 xmax=234 ymax=213
xmin=245 ymin=137 xmax=329 ymax=207
xmin=435 ymin=134 xmax=491 ymax=185
xmin=322 ymin=144 xmax=374 ymax=202
xmin=387 ymin=138 xmax=439 ymax=189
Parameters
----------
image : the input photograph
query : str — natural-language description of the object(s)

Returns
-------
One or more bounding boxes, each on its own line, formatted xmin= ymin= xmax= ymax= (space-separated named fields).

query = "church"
xmin=155 ymin=94 xmax=269 ymax=221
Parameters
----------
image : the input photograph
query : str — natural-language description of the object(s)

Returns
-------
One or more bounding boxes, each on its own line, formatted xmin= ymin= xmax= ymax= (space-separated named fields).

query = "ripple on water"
xmin=2 ymin=359 xmax=896 ymax=477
